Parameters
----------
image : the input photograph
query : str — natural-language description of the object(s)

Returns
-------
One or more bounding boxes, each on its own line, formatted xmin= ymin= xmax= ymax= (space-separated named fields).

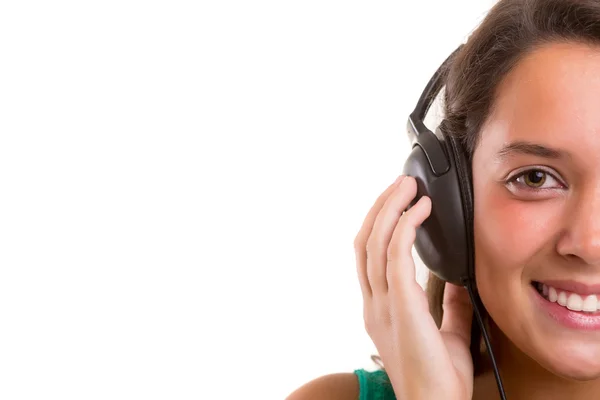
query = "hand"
xmin=354 ymin=175 xmax=475 ymax=399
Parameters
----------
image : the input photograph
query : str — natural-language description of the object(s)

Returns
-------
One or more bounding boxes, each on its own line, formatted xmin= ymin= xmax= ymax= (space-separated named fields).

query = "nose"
xmin=557 ymin=188 xmax=600 ymax=265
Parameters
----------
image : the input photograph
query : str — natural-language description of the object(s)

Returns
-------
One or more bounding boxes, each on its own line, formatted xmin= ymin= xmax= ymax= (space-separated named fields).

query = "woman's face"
xmin=473 ymin=41 xmax=600 ymax=380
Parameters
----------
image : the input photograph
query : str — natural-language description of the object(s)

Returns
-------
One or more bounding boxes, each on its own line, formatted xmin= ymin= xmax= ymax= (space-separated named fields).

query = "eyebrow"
xmin=496 ymin=140 xmax=569 ymax=160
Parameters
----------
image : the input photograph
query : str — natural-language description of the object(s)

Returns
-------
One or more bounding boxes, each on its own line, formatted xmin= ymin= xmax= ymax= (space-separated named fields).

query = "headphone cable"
xmin=464 ymin=279 xmax=507 ymax=400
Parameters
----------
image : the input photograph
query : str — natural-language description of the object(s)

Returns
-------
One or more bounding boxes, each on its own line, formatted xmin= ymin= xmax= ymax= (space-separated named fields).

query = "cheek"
xmin=472 ymin=188 xmax=564 ymax=343
xmin=474 ymin=188 xmax=561 ymax=271
xmin=472 ymin=184 xmax=565 ymax=312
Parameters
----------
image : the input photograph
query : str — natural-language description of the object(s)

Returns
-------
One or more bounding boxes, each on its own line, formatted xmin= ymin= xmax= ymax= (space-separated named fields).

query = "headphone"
xmin=402 ymin=44 xmax=474 ymax=287
xmin=403 ymin=44 xmax=508 ymax=400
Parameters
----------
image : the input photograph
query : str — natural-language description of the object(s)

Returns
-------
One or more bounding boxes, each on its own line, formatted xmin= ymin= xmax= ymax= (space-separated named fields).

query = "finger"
xmin=368 ymin=177 xmax=421 ymax=294
xmin=355 ymin=176 xmax=405 ymax=299
xmin=366 ymin=176 xmax=419 ymax=294
xmin=440 ymin=282 xmax=473 ymax=344
xmin=386 ymin=193 xmax=432 ymax=294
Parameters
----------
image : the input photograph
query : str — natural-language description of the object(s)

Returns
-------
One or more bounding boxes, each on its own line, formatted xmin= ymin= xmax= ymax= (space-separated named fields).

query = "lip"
xmin=536 ymin=280 xmax=600 ymax=296
xmin=530 ymin=284 xmax=600 ymax=331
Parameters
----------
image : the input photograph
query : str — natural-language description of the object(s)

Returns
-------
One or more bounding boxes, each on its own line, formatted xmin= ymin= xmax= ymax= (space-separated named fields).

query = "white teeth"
xmin=558 ymin=291 xmax=568 ymax=306
xmin=567 ymin=293 xmax=583 ymax=311
xmin=539 ymin=282 xmax=600 ymax=313
xmin=583 ymin=295 xmax=598 ymax=312
xmin=549 ymin=287 xmax=558 ymax=302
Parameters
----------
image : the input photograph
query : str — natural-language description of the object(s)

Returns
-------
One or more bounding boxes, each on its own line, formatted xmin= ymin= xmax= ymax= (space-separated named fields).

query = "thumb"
xmin=440 ymin=282 xmax=474 ymax=345
xmin=439 ymin=282 xmax=476 ymax=390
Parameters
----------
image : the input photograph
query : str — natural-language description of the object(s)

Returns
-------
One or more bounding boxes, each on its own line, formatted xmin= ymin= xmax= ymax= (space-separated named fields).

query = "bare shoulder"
xmin=286 ymin=372 xmax=360 ymax=400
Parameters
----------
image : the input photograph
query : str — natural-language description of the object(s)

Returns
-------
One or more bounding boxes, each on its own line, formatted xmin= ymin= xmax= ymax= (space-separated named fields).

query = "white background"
xmin=1 ymin=1 xmax=498 ymax=399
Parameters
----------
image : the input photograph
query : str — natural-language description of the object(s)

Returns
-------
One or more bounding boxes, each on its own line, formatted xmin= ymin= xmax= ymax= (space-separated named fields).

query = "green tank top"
xmin=353 ymin=368 xmax=397 ymax=400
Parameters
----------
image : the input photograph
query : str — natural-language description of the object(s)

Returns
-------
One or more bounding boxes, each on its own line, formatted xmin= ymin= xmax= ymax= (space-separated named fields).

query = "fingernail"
xmin=394 ymin=175 xmax=405 ymax=184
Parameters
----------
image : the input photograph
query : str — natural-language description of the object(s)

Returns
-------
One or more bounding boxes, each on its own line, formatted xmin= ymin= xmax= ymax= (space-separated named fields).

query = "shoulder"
xmin=285 ymin=372 xmax=360 ymax=400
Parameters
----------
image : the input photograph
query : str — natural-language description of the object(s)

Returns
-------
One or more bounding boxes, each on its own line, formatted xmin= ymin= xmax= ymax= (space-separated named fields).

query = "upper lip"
xmin=537 ymin=280 xmax=600 ymax=296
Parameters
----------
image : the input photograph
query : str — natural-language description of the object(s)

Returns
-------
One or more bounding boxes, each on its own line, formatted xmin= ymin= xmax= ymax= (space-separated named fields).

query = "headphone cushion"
xmin=445 ymin=133 xmax=475 ymax=282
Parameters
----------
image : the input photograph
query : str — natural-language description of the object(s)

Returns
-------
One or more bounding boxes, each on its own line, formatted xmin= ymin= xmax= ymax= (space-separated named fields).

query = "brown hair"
xmin=371 ymin=0 xmax=600 ymax=376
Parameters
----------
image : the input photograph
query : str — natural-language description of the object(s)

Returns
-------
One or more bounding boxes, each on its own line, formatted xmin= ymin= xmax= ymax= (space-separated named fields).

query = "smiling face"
xmin=472 ymin=41 xmax=600 ymax=380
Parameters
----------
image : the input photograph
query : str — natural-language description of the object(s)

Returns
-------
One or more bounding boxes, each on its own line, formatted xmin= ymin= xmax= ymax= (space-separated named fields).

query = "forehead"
xmin=480 ymin=42 xmax=600 ymax=161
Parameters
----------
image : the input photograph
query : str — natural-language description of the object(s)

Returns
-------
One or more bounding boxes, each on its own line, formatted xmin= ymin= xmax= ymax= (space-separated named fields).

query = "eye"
xmin=521 ymin=170 xmax=546 ymax=188
xmin=506 ymin=168 xmax=564 ymax=191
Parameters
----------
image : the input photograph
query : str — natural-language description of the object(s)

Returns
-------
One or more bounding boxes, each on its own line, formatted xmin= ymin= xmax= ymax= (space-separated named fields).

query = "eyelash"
xmin=505 ymin=167 xmax=566 ymax=192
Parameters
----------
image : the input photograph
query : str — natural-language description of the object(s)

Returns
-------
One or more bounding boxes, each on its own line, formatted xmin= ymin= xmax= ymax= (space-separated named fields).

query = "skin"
xmin=471 ymin=41 xmax=600 ymax=399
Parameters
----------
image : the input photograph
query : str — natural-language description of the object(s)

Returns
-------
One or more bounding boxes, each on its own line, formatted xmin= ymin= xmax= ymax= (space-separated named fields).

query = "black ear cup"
xmin=402 ymin=124 xmax=473 ymax=285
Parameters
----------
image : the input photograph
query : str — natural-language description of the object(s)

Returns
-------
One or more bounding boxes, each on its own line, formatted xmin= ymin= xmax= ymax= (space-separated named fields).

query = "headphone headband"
xmin=405 ymin=45 xmax=463 ymax=176
xmin=407 ymin=44 xmax=463 ymax=143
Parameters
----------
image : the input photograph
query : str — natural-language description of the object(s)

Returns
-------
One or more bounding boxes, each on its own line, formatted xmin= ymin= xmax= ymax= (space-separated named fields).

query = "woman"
xmin=287 ymin=0 xmax=600 ymax=399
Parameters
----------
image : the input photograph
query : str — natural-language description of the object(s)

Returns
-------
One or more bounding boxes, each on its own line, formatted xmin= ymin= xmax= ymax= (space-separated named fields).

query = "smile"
xmin=533 ymin=281 xmax=600 ymax=313
xmin=531 ymin=281 xmax=600 ymax=330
